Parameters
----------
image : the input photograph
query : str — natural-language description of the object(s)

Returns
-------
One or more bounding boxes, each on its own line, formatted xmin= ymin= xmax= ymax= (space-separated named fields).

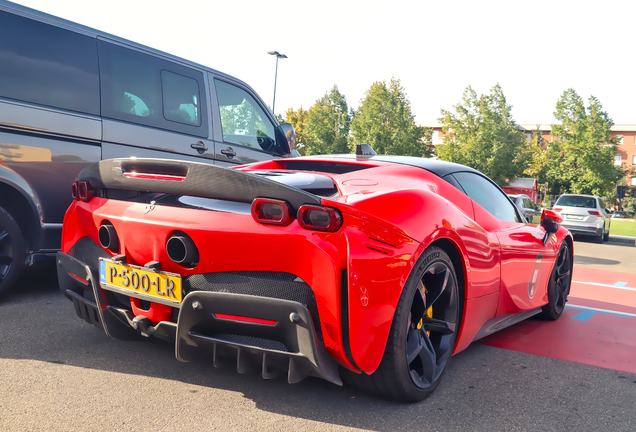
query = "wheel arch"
xmin=0 ymin=179 xmax=42 ymax=250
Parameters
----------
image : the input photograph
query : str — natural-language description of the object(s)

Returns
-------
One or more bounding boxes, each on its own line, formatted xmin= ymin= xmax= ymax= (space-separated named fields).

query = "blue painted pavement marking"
xmin=614 ymin=282 xmax=628 ymax=287
xmin=565 ymin=304 xmax=635 ymax=322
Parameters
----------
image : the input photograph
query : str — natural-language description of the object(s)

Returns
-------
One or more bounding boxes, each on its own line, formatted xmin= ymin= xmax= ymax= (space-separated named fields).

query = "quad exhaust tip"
xmin=98 ymin=223 xmax=119 ymax=252
xmin=166 ymin=233 xmax=199 ymax=267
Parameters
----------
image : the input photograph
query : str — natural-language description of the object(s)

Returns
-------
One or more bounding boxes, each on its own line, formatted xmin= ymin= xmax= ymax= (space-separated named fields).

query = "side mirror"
xmin=274 ymin=123 xmax=296 ymax=156
xmin=540 ymin=209 xmax=562 ymax=245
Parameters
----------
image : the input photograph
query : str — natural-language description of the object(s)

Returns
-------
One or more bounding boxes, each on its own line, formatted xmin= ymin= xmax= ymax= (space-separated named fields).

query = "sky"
xmin=10 ymin=0 xmax=636 ymax=125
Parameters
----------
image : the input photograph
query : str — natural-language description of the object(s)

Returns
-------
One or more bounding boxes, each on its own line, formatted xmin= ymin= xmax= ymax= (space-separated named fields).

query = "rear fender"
xmin=0 ymin=166 xmax=44 ymax=248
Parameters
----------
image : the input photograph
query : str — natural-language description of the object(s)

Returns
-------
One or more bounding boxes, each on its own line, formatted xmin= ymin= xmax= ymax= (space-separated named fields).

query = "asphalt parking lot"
xmin=1 ymin=238 xmax=635 ymax=431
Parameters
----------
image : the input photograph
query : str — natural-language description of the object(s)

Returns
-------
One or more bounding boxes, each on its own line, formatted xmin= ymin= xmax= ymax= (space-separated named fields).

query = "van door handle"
xmin=221 ymin=147 xmax=236 ymax=159
xmin=191 ymin=141 xmax=208 ymax=153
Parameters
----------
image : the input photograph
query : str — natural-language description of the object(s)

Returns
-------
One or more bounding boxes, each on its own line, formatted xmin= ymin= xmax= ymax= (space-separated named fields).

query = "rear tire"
xmin=537 ymin=242 xmax=572 ymax=321
xmin=0 ymin=206 xmax=25 ymax=298
xmin=595 ymin=228 xmax=604 ymax=244
xmin=603 ymin=224 xmax=610 ymax=241
xmin=344 ymin=246 xmax=462 ymax=402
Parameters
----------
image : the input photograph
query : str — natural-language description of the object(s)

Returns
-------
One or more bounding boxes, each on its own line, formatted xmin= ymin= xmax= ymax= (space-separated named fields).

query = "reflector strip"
xmin=123 ymin=172 xmax=186 ymax=181
xmin=214 ymin=313 xmax=277 ymax=325
xmin=68 ymin=272 xmax=89 ymax=285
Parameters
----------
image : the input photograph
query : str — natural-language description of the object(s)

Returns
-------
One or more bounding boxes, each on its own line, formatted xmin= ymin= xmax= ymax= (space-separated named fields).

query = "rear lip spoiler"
xmin=78 ymin=158 xmax=322 ymax=211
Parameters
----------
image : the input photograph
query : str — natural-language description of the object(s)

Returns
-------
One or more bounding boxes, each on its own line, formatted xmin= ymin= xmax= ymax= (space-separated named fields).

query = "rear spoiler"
xmin=78 ymin=158 xmax=322 ymax=210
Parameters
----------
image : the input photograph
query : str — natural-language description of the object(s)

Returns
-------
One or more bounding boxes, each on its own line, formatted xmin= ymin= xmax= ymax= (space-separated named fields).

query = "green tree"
xmin=284 ymin=106 xmax=309 ymax=155
xmin=436 ymin=84 xmax=528 ymax=186
xmin=546 ymin=89 xmax=625 ymax=196
xmin=524 ymin=126 xmax=548 ymax=183
xmin=304 ymin=85 xmax=352 ymax=155
xmin=350 ymin=78 xmax=431 ymax=157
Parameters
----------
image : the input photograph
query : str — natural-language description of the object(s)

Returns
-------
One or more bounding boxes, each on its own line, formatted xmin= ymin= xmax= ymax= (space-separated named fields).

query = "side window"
xmin=452 ymin=172 xmax=520 ymax=223
xmin=0 ymin=11 xmax=99 ymax=115
xmin=99 ymin=40 xmax=207 ymax=137
xmin=214 ymin=79 xmax=276 ymax=152
xmin=161 ymin=71 xmax=200 ymax=126
xmin=598 ymin=198 xmax=605 ymax=210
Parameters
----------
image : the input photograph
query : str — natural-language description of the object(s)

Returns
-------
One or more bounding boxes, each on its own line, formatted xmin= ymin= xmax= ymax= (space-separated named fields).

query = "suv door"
xmin=98 ymin=40 xmax=215 ymax=163
xmin=210 ymin=77 xmax=280 ymax=166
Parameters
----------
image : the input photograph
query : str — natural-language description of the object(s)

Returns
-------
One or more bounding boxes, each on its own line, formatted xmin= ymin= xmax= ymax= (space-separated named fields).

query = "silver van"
xmin=0 ymin=1 xmax=295 ymax=296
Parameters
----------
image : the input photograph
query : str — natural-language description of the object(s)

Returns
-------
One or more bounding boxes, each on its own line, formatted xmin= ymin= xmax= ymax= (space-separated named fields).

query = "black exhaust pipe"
xmin=166 ymin=234 xmax=199 ymax=267
xmin=98 ymin=223 xmax=119 ymax=252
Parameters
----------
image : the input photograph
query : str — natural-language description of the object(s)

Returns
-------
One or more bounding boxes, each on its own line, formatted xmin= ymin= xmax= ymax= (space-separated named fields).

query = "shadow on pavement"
xmin=1 ymin=259 xmax=635 ymax=431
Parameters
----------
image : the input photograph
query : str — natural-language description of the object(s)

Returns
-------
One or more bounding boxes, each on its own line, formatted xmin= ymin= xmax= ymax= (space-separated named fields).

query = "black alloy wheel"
xmin=405 ymin=260 xmax=459 ymax=390
xmin=0 ymin=206 xmax=25 ymax=298
xmin=538 ymin=242 xmax=572 ymax=320
xmin=342 ymin=246 xmax=462 ymax=402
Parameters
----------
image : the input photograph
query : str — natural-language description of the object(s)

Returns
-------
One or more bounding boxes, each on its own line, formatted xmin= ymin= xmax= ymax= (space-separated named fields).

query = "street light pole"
xmin=267 ymin=51 xmax=287 ymax=115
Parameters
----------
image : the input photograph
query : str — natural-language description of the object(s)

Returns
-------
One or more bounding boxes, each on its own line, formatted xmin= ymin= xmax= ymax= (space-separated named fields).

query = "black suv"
xmin=0 ymin=1 xmax=295 ymax=296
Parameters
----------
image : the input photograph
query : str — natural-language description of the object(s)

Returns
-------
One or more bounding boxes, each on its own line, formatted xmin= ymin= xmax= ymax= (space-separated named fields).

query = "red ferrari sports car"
xmin=57 ymin=145 xmax=573 ymax=402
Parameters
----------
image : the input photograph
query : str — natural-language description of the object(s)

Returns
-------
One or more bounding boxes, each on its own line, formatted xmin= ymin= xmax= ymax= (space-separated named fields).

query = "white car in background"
xmin=552 ymin=194 xmax=611 ymax=243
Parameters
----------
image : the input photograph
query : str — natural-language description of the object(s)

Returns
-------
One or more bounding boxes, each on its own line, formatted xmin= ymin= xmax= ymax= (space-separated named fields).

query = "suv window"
xmin=453 ymin=172 xmax=520 ymax=223
xmin=555 ymin=196 xmax=596 ymax=208
xmin=0 ymin=11 xmax=99 ymax=115
xmin=214 ymin=79 xmax=276 ymax=151
xmin=98 ymin=40 xmax=207 ymax=137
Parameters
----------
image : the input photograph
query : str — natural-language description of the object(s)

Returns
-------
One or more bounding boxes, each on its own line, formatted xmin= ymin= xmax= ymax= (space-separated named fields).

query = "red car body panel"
xmin=59 ymin=155 xmax=573 ymax=379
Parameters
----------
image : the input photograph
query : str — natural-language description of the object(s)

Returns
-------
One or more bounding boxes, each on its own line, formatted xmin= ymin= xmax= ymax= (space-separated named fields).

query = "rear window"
xmin=555 ymin=196 xmax=597 ymax=208
xmin=0 ymin=10 xmax=99 ymax=114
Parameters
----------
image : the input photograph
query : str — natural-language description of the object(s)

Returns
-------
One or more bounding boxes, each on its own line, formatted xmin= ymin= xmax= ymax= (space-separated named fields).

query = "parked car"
xmin=552 ymin=194 xmax=611 ymax=243
xmin=57 ymin=147 xmax=573 ymax=402
xmin=507 ymin=193 xmax=541 ymax=222
xmin=611 ymin=211 xmax=628 ymax=219
xmin=0 ymin=1 xmax=294 ymax=296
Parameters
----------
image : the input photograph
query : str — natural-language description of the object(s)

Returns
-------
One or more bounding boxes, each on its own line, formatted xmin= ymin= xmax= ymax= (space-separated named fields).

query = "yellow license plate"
xmin=99 ymin=258 xmax=182 ymax=306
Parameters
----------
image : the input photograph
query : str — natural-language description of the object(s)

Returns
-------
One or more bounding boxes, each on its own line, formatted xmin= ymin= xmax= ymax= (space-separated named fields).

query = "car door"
xmin=209 ymin=77 xmax=280 ymax=166
xmin=452 ymin=172 xmax=558 ymax=315
xmin=98 ymin=39 xmax=216 ymax=163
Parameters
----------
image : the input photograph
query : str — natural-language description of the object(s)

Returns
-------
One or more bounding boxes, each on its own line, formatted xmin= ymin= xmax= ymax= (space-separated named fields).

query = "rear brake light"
xmin=123 ymin=172 xmax=186 ymax=181
xmin=251 ymin=198 xmax=293 ymax=226
xmin=297 ymin=205 xmax=343 ymax=232
xmin=552 ymin=208 xmax=562 ymax=212
xmin=588 ymin=210 xmax=602 ymax=217
xmin=214 ymin=313 xmax=277 ymax=326
xmin=72 ymin=179 xmax=93 ymax=202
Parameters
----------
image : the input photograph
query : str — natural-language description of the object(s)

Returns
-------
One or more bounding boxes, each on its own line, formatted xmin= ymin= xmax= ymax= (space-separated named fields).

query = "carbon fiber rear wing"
xmin=78 ymin=158 xmax=322 ymax=210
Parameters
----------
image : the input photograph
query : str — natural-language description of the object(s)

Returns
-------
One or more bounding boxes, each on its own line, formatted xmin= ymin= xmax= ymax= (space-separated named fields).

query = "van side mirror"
xmin=540 ymin=209 xmax=562 ymax=245
xmin=274 ymin=123 xmax=296 ymax=156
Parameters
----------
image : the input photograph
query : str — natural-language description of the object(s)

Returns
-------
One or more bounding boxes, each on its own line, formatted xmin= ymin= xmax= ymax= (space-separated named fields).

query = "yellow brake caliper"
xmin=417 ymin=280 xmax=433 ymax=337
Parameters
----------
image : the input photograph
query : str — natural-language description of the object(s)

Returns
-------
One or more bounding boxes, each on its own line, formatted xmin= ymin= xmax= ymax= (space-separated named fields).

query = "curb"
xmin=608 ymin=235 xmax=635 ymax=245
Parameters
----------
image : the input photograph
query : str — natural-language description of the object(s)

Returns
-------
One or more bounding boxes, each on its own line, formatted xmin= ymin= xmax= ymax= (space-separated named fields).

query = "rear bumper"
xmin=56 ymin=251 xmax=342 ymax=385
xmin=560 ymin=223 xmax=602 ymax=237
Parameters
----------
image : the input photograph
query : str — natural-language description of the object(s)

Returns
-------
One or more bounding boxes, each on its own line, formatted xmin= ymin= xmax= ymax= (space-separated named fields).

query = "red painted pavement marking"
xmin=477 ymin=267 xmax=636 ymax=374
xmin=478 ymin=306 xmax=636 ymax=374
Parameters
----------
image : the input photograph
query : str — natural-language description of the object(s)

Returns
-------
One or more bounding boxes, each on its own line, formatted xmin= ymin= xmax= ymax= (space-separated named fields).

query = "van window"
xmin=161 ymin=71 xmax=200 ymax=126
xmin=214 ymin=80 xmax=276 ymax=151
xmin=0 ymin=10 xmax=99 ymax=115
xmin=98 ymin=40 xmax=207 ymax=137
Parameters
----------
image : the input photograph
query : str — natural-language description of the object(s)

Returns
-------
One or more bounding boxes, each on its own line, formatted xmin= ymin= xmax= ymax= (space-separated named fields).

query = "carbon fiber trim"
xmin=77 ymin=158 xmax=322 ymax=211
xmin=183 ymin=271 xmax=322 ymax=341
xmin=66 ymin=236 xmax=110 ymax=272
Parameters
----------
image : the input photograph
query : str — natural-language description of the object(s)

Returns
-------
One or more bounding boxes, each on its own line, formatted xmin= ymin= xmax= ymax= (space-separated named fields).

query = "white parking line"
xmin=566 ymin=303 xmax=636 ymax=318
xmin=572 ymin=280 xmax=636 ymax=291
